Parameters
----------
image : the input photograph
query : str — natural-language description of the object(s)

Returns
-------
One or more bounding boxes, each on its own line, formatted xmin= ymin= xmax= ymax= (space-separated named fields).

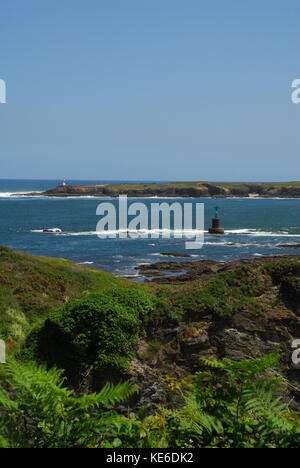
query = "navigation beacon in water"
xmin=208 ymin=206 xmax=225 ymax=235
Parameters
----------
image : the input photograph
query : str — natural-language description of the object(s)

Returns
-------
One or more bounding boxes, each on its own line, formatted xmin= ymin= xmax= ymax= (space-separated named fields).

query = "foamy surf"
xmin=29 ymin=228 xmax=300 ymax=238
xmin=57 ymin=229 xmax=206 ymax=237
xmin=225 ymin=229 xmax=300 ymax=237
xmin=0 ymin=191 xmax=42 ymax=198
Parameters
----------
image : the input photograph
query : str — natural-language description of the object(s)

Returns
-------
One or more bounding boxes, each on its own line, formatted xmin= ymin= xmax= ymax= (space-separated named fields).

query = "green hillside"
xmin=0 ymin=246 xmax=131 ymax=346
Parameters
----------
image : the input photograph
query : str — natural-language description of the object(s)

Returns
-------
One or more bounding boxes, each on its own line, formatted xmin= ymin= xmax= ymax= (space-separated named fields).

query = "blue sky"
xmin=0 ymin=0 xmax=298 ymax=181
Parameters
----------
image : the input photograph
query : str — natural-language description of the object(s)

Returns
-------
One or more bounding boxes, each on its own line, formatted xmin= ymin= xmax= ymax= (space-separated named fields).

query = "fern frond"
xmin=200 ymin=358 xmax=226 ymax=370
xmin=179 ymin=394 xmax=223 ymax=435
xmin=75 ymin=381 xmax=138 ymax=409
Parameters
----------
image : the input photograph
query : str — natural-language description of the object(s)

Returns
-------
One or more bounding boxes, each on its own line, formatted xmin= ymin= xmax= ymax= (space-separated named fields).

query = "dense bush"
xmin=26 ymin=287 xmax=162 ymax=375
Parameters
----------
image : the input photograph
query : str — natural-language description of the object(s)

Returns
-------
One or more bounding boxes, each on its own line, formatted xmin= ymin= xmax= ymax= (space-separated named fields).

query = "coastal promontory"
xmin=25 ymin=181 xmax=300 ymax=198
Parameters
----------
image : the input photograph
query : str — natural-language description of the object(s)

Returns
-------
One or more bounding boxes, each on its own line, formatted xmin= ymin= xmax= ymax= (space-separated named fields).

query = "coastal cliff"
xmin=1 ymin=246 xmax=300 ymax=447
xmin=1 ymin=246 xmax=299 ymax=410
xmin=28 ymin=181 xmax=300 ymax=198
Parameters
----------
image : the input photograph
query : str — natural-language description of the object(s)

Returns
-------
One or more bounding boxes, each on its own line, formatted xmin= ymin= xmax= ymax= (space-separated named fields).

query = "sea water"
xmin=0 ymin=179 xmax=299 ymax=279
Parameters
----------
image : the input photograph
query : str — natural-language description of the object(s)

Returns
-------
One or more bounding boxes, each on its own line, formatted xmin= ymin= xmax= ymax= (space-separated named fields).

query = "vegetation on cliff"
xmin=0 ymin=353 xmax=299 ymax=448
xmin=1 ymin=246 xmax=300 ymax=448
xmin=26 ymin=288 xmax=161 ymax=375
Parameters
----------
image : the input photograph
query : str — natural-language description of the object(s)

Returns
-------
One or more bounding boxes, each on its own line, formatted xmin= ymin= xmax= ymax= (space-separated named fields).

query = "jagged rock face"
xmin=129 ymin=315 xmax=300 ymax=410
xmin=202 ymin=183 xmax=227 ymax=196
xmin=128 ymin=257 xmax=300 ymax=410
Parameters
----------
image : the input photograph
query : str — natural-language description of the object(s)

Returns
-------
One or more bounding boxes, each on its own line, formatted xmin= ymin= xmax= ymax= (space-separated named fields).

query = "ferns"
xmin=0 ymin=355 xmax=299 ymax=448
xmin=192 ymin=353 xmax=300 ymax=447
xmin=0 ymin=360 xmax=138 ymax=448
xmin=178 ymin=394 xmax=223 ymax=436
xmin=75 ymin=382 xmax=137 ymax=410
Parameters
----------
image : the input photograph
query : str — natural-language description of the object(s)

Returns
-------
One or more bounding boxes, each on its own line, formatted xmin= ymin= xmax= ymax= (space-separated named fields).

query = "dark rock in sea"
xmin=276 ymin=244 xmax=300 ymax=249
xmin=160 ymin=252 xmax=192 ymax=258
xmin=140 ymin=271 xmax=166 ymax=277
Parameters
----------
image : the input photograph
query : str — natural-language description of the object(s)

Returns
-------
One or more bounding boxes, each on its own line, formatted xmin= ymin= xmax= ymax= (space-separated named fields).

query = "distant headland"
xmin=22 ymin=181 xmax=300 ymax=198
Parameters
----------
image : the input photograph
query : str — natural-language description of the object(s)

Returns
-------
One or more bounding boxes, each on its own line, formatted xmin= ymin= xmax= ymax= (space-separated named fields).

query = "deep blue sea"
xmin=0 ymin=179 xmax=299 ymax=279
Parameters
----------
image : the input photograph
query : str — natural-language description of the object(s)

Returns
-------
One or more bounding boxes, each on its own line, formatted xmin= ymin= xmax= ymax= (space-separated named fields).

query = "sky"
xmin=0 ymin=0 xmax=299 ymax=181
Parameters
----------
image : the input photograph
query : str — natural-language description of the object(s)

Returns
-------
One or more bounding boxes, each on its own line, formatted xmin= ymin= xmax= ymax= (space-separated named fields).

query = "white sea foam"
xmin=120 ymin=272 xmax=141 ymax=278
xmin=0 ymin=191 xmax=42 ymax=198
xmin=30 ymin=227 xmax=300 ymax=238
xmin=58 ymin=228 xmax=206 ymax=237
xmin=30 ymin=229 xmax=62 ymax=234
xmin=225 ymin=229 xmax=300 ymax=237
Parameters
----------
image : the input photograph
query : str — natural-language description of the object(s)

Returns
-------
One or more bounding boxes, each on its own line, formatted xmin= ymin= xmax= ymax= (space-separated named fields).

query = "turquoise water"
xmin=0 ymin=180 xmax=299 ymax=278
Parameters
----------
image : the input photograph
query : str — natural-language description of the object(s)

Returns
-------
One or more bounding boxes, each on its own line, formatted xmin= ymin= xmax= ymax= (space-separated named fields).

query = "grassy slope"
xmin=0 ymin=245 xmax=133 ymax=346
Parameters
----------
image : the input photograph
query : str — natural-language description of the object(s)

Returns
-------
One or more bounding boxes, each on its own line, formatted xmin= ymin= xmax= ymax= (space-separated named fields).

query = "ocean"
xmin=0 ymin=179 xmax=299 ymax=279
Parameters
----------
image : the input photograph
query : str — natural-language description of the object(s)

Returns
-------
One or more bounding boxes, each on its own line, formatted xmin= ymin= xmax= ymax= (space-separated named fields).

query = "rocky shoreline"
xmin=137 ymin=254 xmax=300 ymax=283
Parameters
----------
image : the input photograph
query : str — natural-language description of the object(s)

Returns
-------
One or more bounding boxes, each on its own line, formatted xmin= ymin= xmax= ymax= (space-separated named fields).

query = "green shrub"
xmin=26 ymin=287 xmax=165 ymax=375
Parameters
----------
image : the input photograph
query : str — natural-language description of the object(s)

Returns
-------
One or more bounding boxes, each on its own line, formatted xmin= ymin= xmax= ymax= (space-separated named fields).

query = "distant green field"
xmin=99 ymin=181 xmax=300 ymax=191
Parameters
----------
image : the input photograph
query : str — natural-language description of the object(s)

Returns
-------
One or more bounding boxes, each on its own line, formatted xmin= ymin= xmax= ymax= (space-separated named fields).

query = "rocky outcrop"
xmin=137 ymin=255 xmax=300 ymax=283
xmin=128 ymin=256 xmax=300 ymax=410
